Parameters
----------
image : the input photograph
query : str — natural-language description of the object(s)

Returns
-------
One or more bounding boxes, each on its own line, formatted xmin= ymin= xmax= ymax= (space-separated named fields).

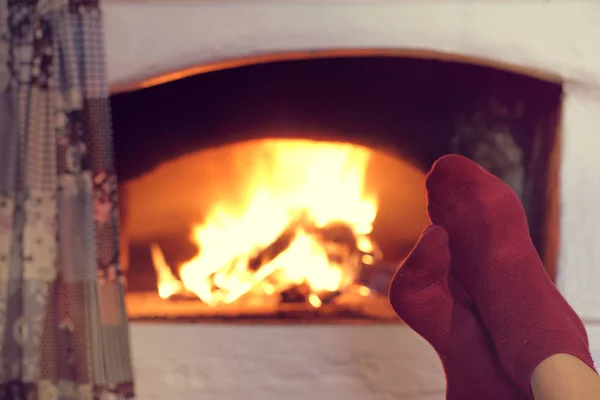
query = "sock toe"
xmin=426 ymin=154 xmax=493 ymax=192
xmin=425 ymin=154 xmax=528 ymax=239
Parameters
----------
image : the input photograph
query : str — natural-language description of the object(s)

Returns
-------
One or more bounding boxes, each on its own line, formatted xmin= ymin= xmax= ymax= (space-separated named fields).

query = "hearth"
xmin=110 ymin=56 xmax=561 ymax=322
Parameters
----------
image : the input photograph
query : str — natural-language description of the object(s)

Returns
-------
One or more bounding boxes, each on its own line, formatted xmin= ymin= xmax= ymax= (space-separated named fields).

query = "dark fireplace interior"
xmin=110 ymin=56 xmax=562 ymax=322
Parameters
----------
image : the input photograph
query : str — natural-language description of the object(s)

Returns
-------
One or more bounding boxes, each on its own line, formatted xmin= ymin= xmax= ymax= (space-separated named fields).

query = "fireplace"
xmin=103 ymin=1 xmax=600 ymax=398
xmin=111 ymin=56 xmax=560 ymax=322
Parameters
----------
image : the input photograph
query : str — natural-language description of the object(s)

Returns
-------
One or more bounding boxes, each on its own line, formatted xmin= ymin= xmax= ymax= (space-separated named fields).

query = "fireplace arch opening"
xmin=111 ymin=55 xmax=561 ymax=322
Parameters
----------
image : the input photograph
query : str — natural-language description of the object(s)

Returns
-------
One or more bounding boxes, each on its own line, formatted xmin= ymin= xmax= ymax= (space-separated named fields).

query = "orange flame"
xmin=151 ymin=139 xmax=378 ymax=307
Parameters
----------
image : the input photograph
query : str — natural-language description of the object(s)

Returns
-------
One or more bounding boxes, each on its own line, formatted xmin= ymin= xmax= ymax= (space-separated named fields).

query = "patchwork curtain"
xmin=0 ymin=0 xmax=135 ymax=398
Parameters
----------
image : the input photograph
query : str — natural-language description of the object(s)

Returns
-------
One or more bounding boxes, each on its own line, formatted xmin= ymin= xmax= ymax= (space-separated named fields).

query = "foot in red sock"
xmin=390 ymin=225 xmax=526 ymax=399
xmin=426 ymin=154 xmax=596 ymax=395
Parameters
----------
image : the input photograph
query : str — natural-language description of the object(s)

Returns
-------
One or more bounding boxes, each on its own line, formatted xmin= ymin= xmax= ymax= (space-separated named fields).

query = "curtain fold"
xmin=0 ymin=0 xmax=135 ymax=398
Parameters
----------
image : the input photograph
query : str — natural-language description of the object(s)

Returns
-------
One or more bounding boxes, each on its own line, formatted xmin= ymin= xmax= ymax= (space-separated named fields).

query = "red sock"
xmin=390 ymin=225 xmax=527 ymax=399
xmin=425 ymin=154 xmax=596 ymax=396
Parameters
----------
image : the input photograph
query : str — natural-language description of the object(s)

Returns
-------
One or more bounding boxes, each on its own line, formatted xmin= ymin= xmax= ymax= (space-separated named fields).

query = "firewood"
xmin=247 ymin=211 xmax=312 ymax=271
xmin=280 ymin=283 xmax=311 ymax=304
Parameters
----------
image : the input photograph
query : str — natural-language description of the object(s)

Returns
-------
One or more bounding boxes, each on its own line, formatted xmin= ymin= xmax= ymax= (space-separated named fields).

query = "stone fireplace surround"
xmin=103 ymin=1 xmax=600 ymax=399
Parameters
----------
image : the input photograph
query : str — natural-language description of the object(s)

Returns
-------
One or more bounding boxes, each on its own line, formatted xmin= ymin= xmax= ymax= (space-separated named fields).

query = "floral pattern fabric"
xmin=0 ymin=0 xmax=135 ymax=398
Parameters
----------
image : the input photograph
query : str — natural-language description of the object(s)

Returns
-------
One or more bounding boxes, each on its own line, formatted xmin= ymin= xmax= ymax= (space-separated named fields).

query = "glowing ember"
xmin=150 ymin=139 xmax=380 ymax=308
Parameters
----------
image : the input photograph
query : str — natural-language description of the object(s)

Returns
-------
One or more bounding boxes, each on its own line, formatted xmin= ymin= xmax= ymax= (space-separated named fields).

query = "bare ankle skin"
xmin=531 ymin=354 xmax=600 ymax=400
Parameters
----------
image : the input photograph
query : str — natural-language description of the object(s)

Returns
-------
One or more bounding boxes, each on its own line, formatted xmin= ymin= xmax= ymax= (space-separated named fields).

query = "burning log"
xmin=247 ymin=212 xmax=311 ymax=271
xmin=309 ymin=222 xmax=357 ymax=251
xmin=280 ymin=283 xmax=311 ymax=303
xmin=237 ymin=217 xmax=382 ymax=308
xmin=319 ymin=290 xmax=343 ymax=305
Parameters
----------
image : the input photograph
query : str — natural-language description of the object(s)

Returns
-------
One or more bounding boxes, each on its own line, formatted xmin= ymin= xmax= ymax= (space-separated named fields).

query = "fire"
xmin=150 ymin=139 xmax=379 ymax=307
